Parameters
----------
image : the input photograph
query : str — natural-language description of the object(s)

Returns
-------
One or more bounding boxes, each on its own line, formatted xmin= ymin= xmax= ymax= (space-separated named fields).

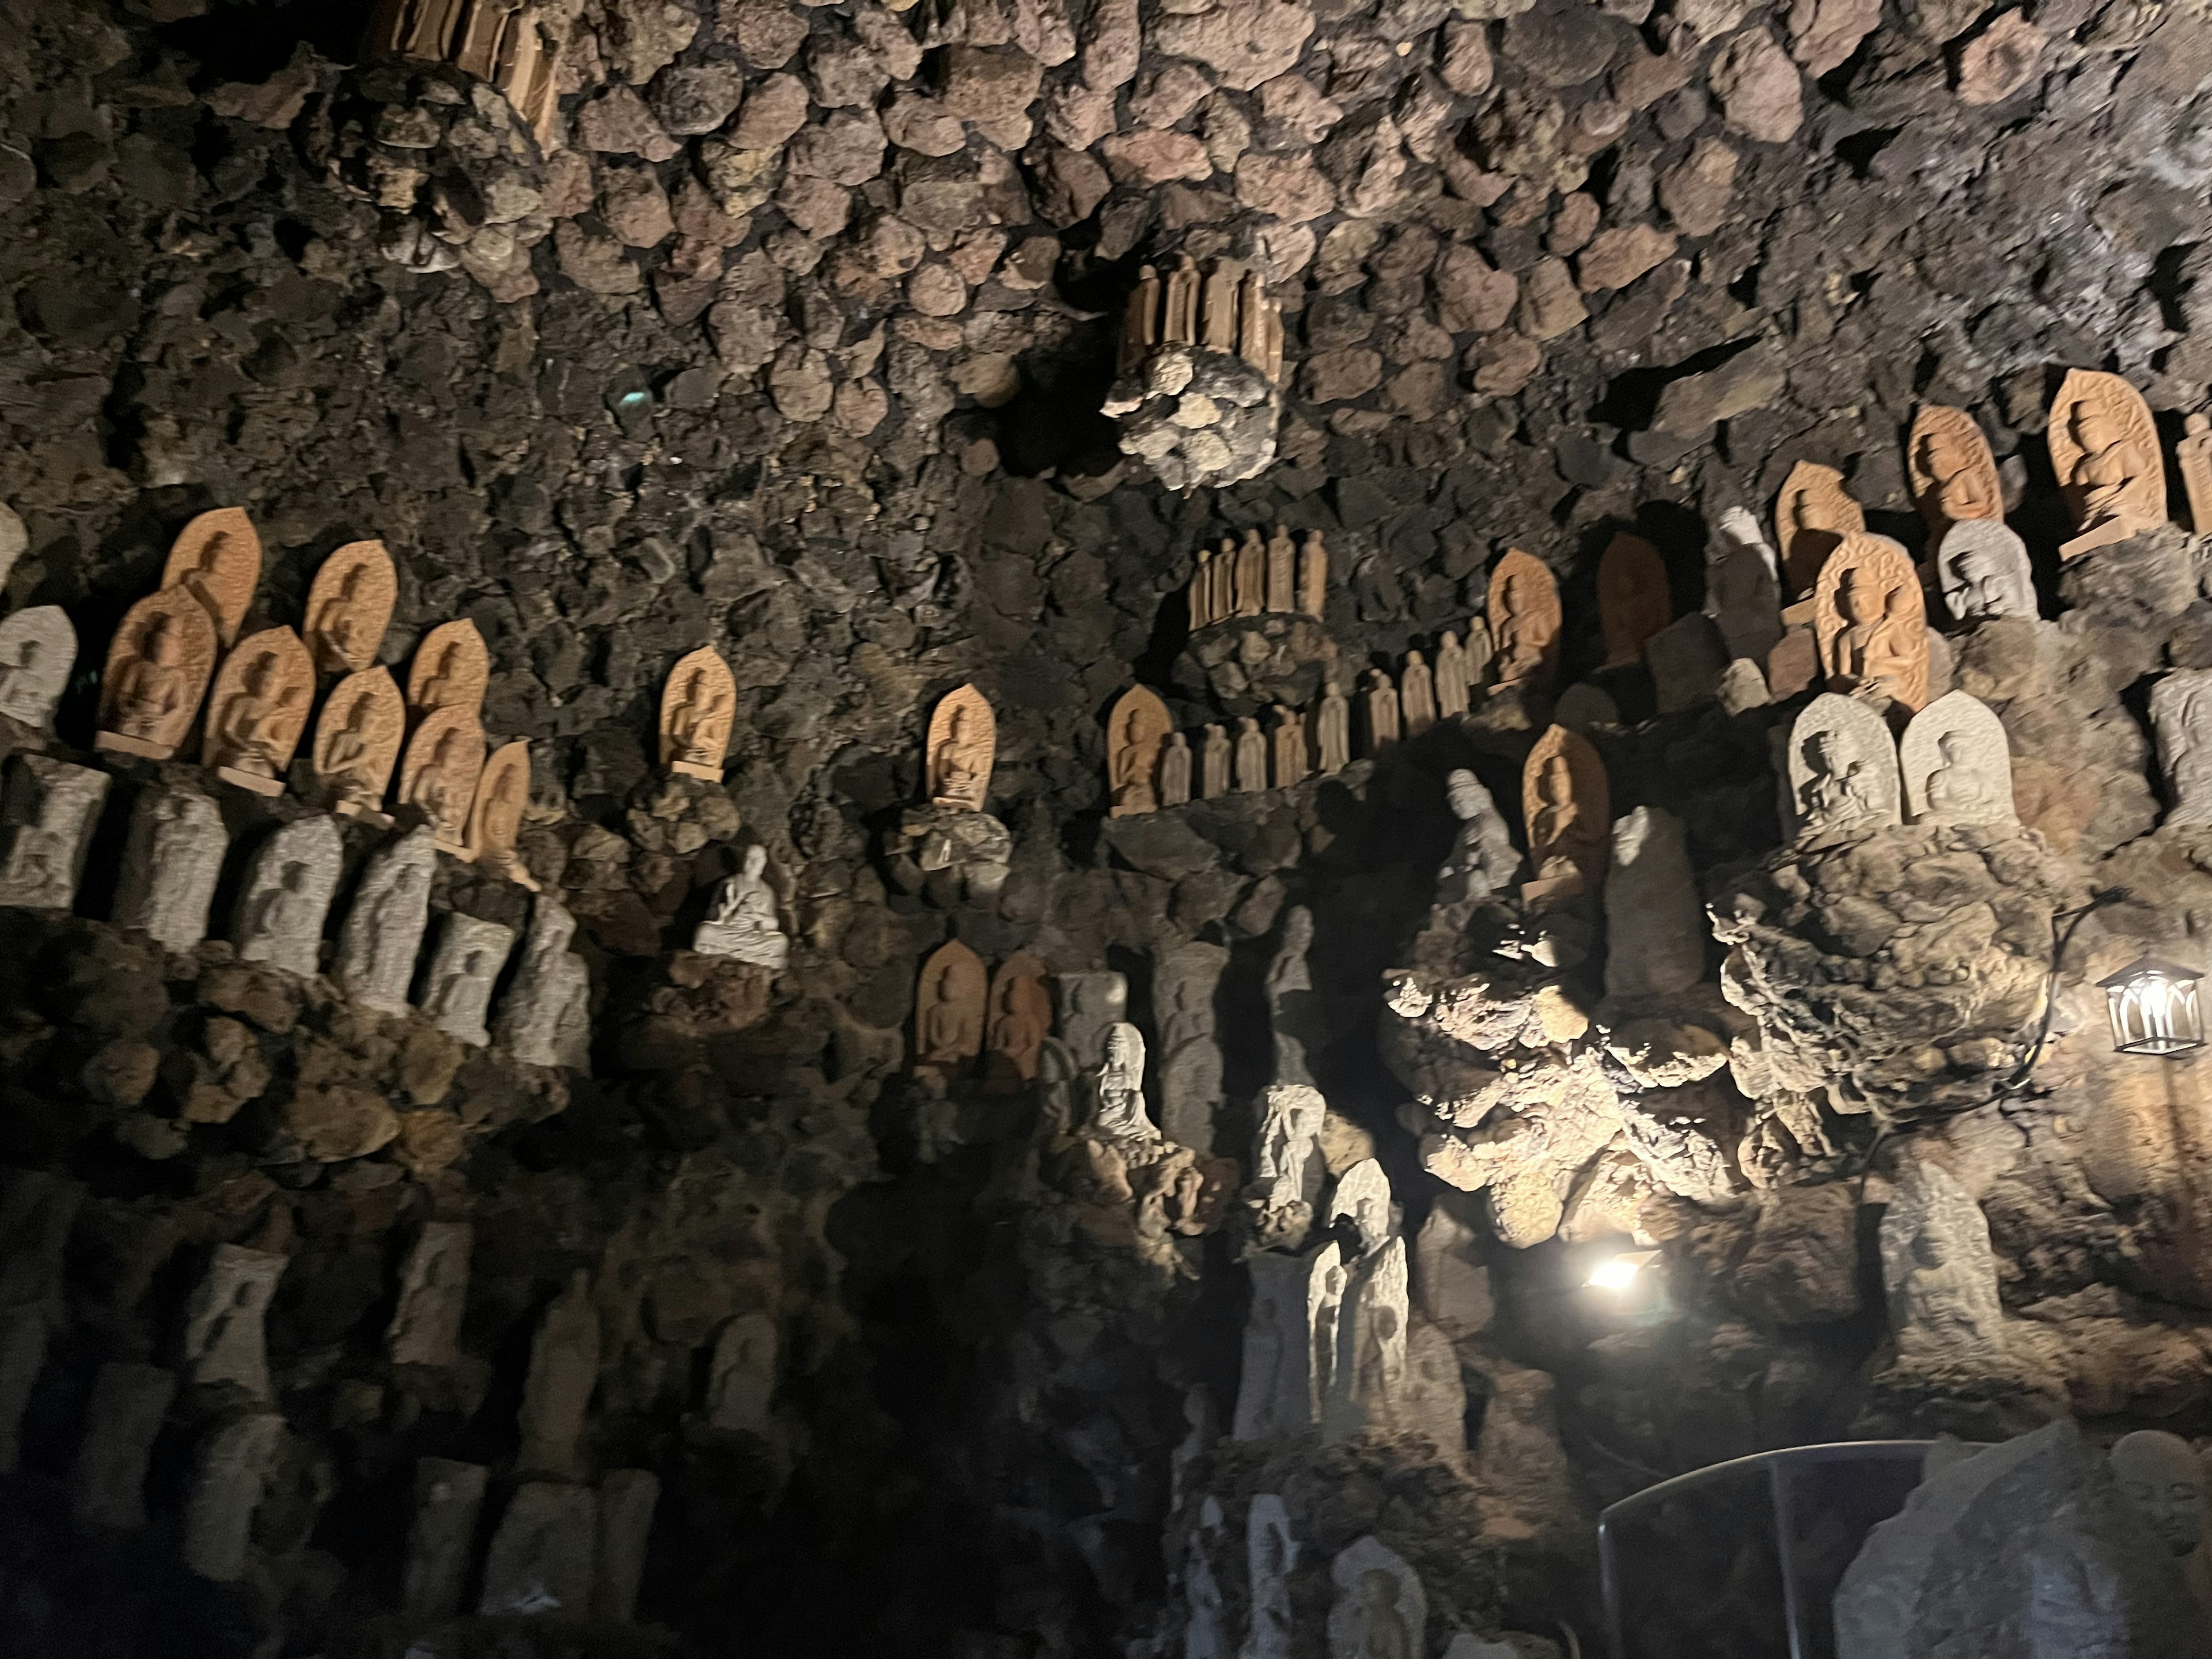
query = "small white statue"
xmin=1092 ymin=1021 xmax=1157 ymax=1141
xmin=693 ymin=845 xmax=790 ymax=969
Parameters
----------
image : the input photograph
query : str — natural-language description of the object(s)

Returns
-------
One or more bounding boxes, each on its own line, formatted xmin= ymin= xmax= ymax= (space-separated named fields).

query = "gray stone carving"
xmin=1154 ymin=940 xmax=1227 ymax=1150
xmin=2149 ymin=669 xmax=2212 ymax=827
xmin=233 ymin=814 xmax=344 ymax=976
xmin=1900 ymin=691 xmax=2016 ymax=824
xmin=1880 ymin=1156 xmax=2010 ymax=1376
xmin=692 ymin=843 xmax=790 ymax=968
xmin=1092 ymin=1021 xmax=1157 ymax=1140
xmin=494 ymin=893 xmax=593 ymax=1069
xmin=1323 ymin=1236 xmax=1408 ymax=1441
xmin=1836 ymin=1422 xmax=2203 ymax=1659
xmin=1327 ymin=1535 xmax=1426 ymax=1659
xmin=1245 ymin=1494 xmax=1300 ymax=1659
xmin=1412 ymin=1198 xmax=1493 ymax=1343
xmin=336 ymin=825 xmax=437 ymax=1013
xmin=1253 ymin=1082 xmax=1328 ymax=1228
xmin=1437 ymin=770 xmax=1520 ymax=903
xmin=181 ymin=1241 xmax=286 ymax=1399
xmin=1184 ymin=1494 xmax=1228 ymax=1659
xmin=403 ymin=1457 xmax=489 ymax=1622
xmin=183 ymin=1412 xmax=284 ymax=1581
xmin=1604 ymin=806 xmax=1706 ymax=998
xmin=706 ymin=1312 xmax=778 ymax=1434
xmin=420 ymin=912 xmax=515 ymax=1047
xmin=518 ymin=1269 xmax=600 ymax=1476
xmin=1938 ymin=519 xmax=2036 ymax=623
xmin=388 ymin=1221 xmax=472 ymax=1368
xmin=1232 ymin=1242 xmax=1338 ymax=1442
xmin=1055 ymin=969 xmax=1127 ymax=1071
xmin=111 ymin=784 xmax=227 ymax=952
xmin=1328 ymin=1158 xmax=1396 ymax=1256
xmin=480 ymin=1482 xmax=599 ymax=1615
xmin=594 ymin=1468 xmax=661 ymax=1622
xmin=1266 ymin=906 xmax=1320 ymax=1088
xmin=1644 ymin=612 xmax=1730 ymax=714
xmin=0 ymin=756 xmax=108 ymax=911
xmin=1706 ymin=506 xmax=1783 ymax=664
xmin=70 ymin=1362 xmax=177 ymax=1531
xmin=1786 ymin=692 xmax=1902 ymax=836
xmin=2112 ymin=1430 xmax=2206 ymax=1561
xmin=0 ymin=607 xmax=76 ymax=730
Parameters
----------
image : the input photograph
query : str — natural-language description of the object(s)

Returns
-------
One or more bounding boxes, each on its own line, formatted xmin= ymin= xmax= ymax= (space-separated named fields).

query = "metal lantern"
xmin=2099 ymin=956 xmax=2207 ymax=1058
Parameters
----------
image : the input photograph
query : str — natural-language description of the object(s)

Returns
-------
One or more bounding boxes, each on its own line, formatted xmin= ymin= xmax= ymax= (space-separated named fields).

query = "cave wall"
xmin=6 ymin=0 xmax=2212 ymax=1653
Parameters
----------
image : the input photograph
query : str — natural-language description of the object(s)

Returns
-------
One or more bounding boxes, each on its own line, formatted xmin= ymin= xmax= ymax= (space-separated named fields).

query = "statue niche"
xmin=1899 ymin=691 xmax=2017 ymax=826
xmin=884 ymin=684 xmax=1012 ymax=906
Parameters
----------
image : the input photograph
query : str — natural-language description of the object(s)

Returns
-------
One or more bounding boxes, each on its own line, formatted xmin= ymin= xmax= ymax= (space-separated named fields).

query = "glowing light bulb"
xmin=1586 ymin=1251 xmax=1660 ymax=1292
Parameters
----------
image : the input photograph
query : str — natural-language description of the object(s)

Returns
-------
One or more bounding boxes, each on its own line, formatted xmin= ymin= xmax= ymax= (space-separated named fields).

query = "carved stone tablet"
xmin=0 ymin=757 xmax=108 ymax=912
xmin=1937 ymin=520 xmax=2036 ymax=624
xmin=0 ymin=607 xmax=75 ymax=730
xmin=1234 ymin=715 xmax=1268 ymax=790
xmin=925 ymin=683 xmax=995 ymax=811
xmin=96 ymin=588 xmax=218 ymax=761
xmin=183 ymin=1412 xmax=283 ymax=1582
xmin=2049 ymin=368 xmax=2165 ymax=555
xmin=2149 ymin=669 xmax=2212 ymax=827
xmin=1107 ymin=686 xmax=1173 ymax=817
xmin=313 ymin=666 xmax=406 ymax=821
xmin=1605 ymin=806 xmax=1705 ymax=998
xmin=468 ymin=740 xmax=537 ymax=888
xmin=2179 ymin=412 xmax=2212 ymax=535
xmin=1706 ymin=507 xmax=1782 ymax=665
xmin=1598 ymin=533 xmax=1671 ymax=667
xmin=1907 ymin=406 xmax=2004 ymax=542
xmin=480 ymin=1483 xmax=597 ymax=1617
xmin=915 ymin=938 xmax=988 ymax=1068
xmin=1814 ymin=533 xmax=1929 ymax=711
xmin=984 ymin=950 xmax=1052 ymax=1093
xmin=304 ymin=539 xmax=397 ymax=675
xmin=388 ymin=1221 xmax=473 ymax=1368
xmin=1900 ymin=691 xmax=2016 ymax=825
xmin=1774 ymin=461 xmax=1865 ymax=597
xmin=421 ymin=913 xmax=515 ymax=1047
xmin=1327 ymin=1536 xmax=1426 ymax=1659
xmin=1522 ymin=725 xmax=1609 ymax=889
xmin=181 ymin=1241 xmax=286 ymax=1398
xmin=403 ymin=1459 xmax=488 ymax=1623
xmin=494 ymin=895 xmax=592 ymax=1070
xmin=1054 ymin=969 xmax=1127 ymax=1070
xmin=1265 ymin=525 xmax=1296 ymax=612
xmin=234 ymin=814 xmax=344 ymax=976
xmin=337 ymin=826 xmax=438 ymax=1014
xmin=1486 ymin=550 xmax=1562 ymax=693
xmin=1160 ymin=732 xmax=1193 ymax=806
xmin=405 ymin=619 xmax=490 ymax=719
xmin=112 ymin=784 xmax=226 ymax=952
xmin=162 ymin=507 xmax=262 ymax=650
xmin=661 ymin=646 xmax=736 ymax=781
xmin=1786 ymin=693 xmax=1902 ymax=835
xmin=203 ymin=625 xmax=315 ymax=796
xmin=397 ymin=706 xmax=486 ymax=855
xmin=692 ymin=844 xmax=788 ymax=968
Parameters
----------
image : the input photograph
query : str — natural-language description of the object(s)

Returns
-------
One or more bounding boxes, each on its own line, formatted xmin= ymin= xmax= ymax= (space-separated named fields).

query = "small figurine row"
xmin=1116 ymin=252 xmax=1285 ymax=385
xmin=1185 ymin=526 xmax=1329 ymax=629
xmin=0 ymin=761 xmax=588 ymax=1067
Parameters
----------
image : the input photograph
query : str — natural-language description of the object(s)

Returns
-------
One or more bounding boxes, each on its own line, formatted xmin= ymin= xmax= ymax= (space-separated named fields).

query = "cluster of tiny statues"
xmin=2 ymin=507 xmax=541 ymax=887
xmin=359 ymin=0 xmax=565 ymax=143
xmin=1101 ymin=369 xmax=2212 ymax=821
xmin=7 ymin=1168 xmax=669 ymax=1618
xmin=1116 ymin=252 xmax=1286 ymax=386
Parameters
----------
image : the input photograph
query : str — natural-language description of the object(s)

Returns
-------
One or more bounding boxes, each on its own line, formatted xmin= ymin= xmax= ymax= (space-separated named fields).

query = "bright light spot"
xmin=1586 ymin=1251 xmax=1658 ymax=1292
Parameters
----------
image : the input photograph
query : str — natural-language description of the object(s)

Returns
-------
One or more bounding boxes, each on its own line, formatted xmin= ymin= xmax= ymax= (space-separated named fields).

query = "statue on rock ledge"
xmin=1521 ymin=725 xmax=1608 ymax=901
xmin=112 ymin=784 xmax=226 ymax=953
xmin=1436 ymin=770 xmax=1520 ymax=904
xmin=1774 ymin=460 xmax=1863 ymax=597
xmin=314 ymin=666 xmax=405 ymax=823
xmin=467 ymin=740 xmax=539 ymax=889
xmin=1786 ymin=694 xmax=1902 ymax=836
xmin=1938 ymin=520 xmax=2037 ymax=624
xmin=1597 ymin=532 xmax=1671 ymax=668
xmin=984 ymin=952 xmax=1051 ymax=1094
xmin=304 ymin=539 xmax=396 ymax=676
xmin=1815 ymin=533 xmax=1928 ymax=711
xmin=1900 ymin=692 xmax=2016 ymax=826
xmin=1108 ymin=686 xmax=1172 ymax=817
xmin=924 ymin=683 xmax=994 ymax=813
xmin=1705 ymin=508 xmax=1782 ymax=665
xmin=203 ymin=626 xmax=313 ymax=797
xmin=96 ymin=591 xmax=218 ymax=762
xmin=234 ymin=816 xmax=343 ymax=977
xmin=0 ymin=758 xmax=108 ymax=913
xmin=692 ymin=846 xmax=789 ymax=970
xmin=915 ymin=940 xmax=988 ymax=1071
xmin=2049 ymin=368 xmax=2164 ymax=558
xmin=1907 ymin=405 xmax=2004 ymax=544
xmin=162 ymin=507 xmax=262 ymax=652
xmin=1092 ymin=1021 xmax=1157 ymax=1141
xmin=1486 ymin=550 xmax=1561 ymax=696
xmin=660 ymin=647 xmax=736 ymax=782
xmin=1104 ymin=249 xmax=1284 ymax=494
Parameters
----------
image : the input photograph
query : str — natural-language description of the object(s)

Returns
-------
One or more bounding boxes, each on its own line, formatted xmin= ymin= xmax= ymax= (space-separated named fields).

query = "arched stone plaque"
xmin=0 ymin=608 xmax=75 ymax=732
xmin=1774 ymin=461 xmax=1864 ymax=597
xmin=96 ymin=588 xmax=219 ymax=762
xmin=915 ymin=938 xmax=987 ymax=1068
xmin=203 ymin=626 xmax=315 ymax=796
xmin=1900 ymin=691 xmax=2016 ymax=825
xmin=1786 ymin=692 xmax=1902 ymax=835
xmin=1107 ymin=686 xmax=1173 ymax=818
xmin=162 ymin=507 xmax=262 ymax=649
xmin=1486 ymin=550 xmax=1561 ymax=694
xmin=304 ymin=540 xmax=397 ymax=675
xmin=2048 ymin=367 xmax=2165 ymax=556
xmin=2149 ymin=669 xmax=2212 ymax=827
xmin=1906 ymin=406 xmax=2003 ymax=543
xmin=661 ymin=646 xmax=735 ymax=782
xmin=406 ymin=620 xmax=489 ymax=720
xmin=1814 ymin=533 xmax=1929 ymax=711
xmin=925 ymin=683 xmax=995 ymax=812
xmin=314 ymin=666 xmax=406 ymax=821
xmin=468 ymin=740 xmax=538 ymax=888
xmin=1937 ymin=520 xmax=2036 ymax=624
xmin=1597 ymin=532 xmax=1670 ymax=668
xmin=1521 ymin=724 xmax=1608 ymax=888
xmin=398 ymin=706 xmax=486 ymax=856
